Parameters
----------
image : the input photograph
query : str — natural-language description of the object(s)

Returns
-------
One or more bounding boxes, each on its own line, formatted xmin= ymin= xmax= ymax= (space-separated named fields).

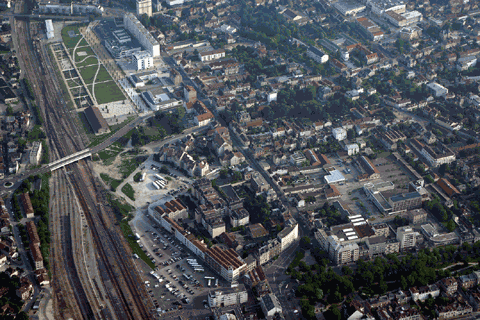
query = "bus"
xmin=140 ymin=172 xmax=146 ymax=182
xmin=153 ymin=181 xmax=164 ymax=189
xmin=152 ymin=182 xmax=160 ymax=190
xmin=154 ymin=174 xmax=164 ymax=181
xmin=194 ymin=268 xmax=204 ymax=273
xmin=204 ymin=276 xmax=215 ymax=280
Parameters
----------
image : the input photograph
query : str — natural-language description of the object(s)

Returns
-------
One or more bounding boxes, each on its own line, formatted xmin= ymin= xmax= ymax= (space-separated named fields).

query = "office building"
xmin=132 ymin=51 xmax=153 ymax=71
xmin=208 ymin=285 xmax=248 ymax=307
xmin=396 ymin=226 xmax=416 ymax=250
xmin=124 ymin=13 xmax=160 ymax=57
xmin=136 ymin=0 xmax=152 ymax=17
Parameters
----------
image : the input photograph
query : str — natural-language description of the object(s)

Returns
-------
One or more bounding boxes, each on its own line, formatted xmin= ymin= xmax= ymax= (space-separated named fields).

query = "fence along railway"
xmin=14 ymin=14 xmax=153 ymax=320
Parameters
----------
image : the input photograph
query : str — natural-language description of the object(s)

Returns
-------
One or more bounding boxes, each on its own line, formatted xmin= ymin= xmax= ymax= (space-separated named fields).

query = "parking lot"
xmin=127 ymin=159 xmax=192 ymax=209
xmin=133 ymin=212 xmax=228 ymax=317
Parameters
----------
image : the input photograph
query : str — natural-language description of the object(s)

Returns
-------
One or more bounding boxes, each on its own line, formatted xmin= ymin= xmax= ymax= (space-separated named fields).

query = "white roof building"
xmin=427 ymin=82 xmax=448 ymax=97
xmin=324 ymin=170 xmax=346 ymax=184
xmin=332 ymin=127 xmax=347 ymax=141
xmin=45 ymin=20 xmax=54 ymax=39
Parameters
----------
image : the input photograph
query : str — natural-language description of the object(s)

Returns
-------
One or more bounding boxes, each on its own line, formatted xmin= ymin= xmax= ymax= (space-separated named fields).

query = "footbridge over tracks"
xmin=48 ymin=149 xmax=92 ymax=171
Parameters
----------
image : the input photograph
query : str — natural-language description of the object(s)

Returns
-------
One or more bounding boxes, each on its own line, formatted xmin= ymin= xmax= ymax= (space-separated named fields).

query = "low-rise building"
xmin=440 ymin=277 xmax=458 ymax=296
xmin=207 ymin=284 xmax=248 ymax=307
xmin=20 ymin=193 xmax=34 ymax=218
xmin=307 ymin=46 xmax=329 ymax=64
xmin=260 ymin=293 xmax=283 ymax=317
xmin=427 ymin=82 xmax=449 ymax=97
xmin=199 ymin=49 xmax=226 ymax=62
xmin=332 ymin=127 xmax=347 ymax=141
xmin=230 ymin=208 xmax=249 ymax=227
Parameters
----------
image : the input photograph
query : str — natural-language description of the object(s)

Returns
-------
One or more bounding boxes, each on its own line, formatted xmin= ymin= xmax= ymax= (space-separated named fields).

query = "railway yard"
xmin=13 ymin=1 xmax=155 ymax=318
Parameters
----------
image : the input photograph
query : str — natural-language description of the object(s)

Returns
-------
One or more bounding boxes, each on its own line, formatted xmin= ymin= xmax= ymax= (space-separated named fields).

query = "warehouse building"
xmin=45 ymin=19 xmax=54 ymax=39
xmin=84 ymin=106 xmax=110 ymax=135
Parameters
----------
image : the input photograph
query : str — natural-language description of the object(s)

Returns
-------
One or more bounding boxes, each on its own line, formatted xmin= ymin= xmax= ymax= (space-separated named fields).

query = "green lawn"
xmin=95 ymin=65 xmax=113 ymax=83
xmin=120 ymin=219 xmax=155 ymax=269
xmin=78 ymin=65 xmax=98 ymax=85
xmin=74 ymin=47 xmax=95 ymax=63
xmin=100 ymin=173 xmax=122 ymax=191
xmin=61 ymin=25 xmax=83 ymax=49
xmin=120 ymin=155 xmax=147 ymax=179
xmin=76 ymin=38 xmax=89 ymax=47
xmin=76 ymin=56 xmax=98 ymax=68
xmin=121 ymin=183 xmax=135 ymax=201
xmin=67 ymin=79 xmax=82 ymax=88
xmin=93 ymin=81 xmax=125 ymax=104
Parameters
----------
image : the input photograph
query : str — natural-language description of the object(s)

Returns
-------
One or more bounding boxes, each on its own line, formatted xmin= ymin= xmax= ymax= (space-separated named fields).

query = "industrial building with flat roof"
xmin=45 ymin=19 xmax=54 ymax=39
xmin=324 ymin=169 xmax=346 ymax=184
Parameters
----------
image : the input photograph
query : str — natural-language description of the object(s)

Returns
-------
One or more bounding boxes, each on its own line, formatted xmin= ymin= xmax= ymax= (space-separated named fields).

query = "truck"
xmin=135 ymin=233 xmax=141 ymax=240
xmin=207 ymin=279 xmax=211 ymax=287
xmin=215 ymin=279 xmax=218 ymax=287
xmin=194 ymin=268 xmax=204 ymax=273
xmin=140 ymin=172 xmax=146 ymax=182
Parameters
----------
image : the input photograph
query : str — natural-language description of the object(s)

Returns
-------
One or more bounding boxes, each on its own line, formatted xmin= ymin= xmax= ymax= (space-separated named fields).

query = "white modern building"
xmin=207 ymin=285 xmax=248 ymax=308
xmin=396 ymin=226 xmax=417 ymax=250
xmin=332 ymin=127 xmax=347 ymax=141
xmin=141 ymin=90 xmax=183 ymax=111
xmin=324 ymin=170 xmax=346 ymax=184
xmin=29 ymin=141 xmax=43 ymax=165
xmin=45 ymin=19 xmax=54 ymax=39
xmin=123 ymin=13 xmax=160 ymax=57
xmin=277 ymin=218 xmax=299 ymax=251
xmin=427 ymin=82 xmax=448 ymax=97
xmin=367 ymin=0 xmax=406 ymax=16
xmin=345 ymin=143 xmax=360 ymax=155
xmin=132 ymin=51 xmax=153 ymax=70
xmin=307 ymin=46 xmax=329 ymax=64
xmin=136 ymin=0 xmax=152 ymax=16
xmin=166 ymin=0 xmax=183 ymax=6
xmin=267 ymin=91 xmax=277 ymax=104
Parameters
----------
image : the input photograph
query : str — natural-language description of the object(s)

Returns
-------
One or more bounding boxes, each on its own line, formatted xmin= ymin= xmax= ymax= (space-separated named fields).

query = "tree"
xmin=6 ymin=106 xmax=14 ymax=116
xmin=300 ymin=236 xmax=311 ymax=250
xmin=15 ymin=312 xmax=30 ymax=320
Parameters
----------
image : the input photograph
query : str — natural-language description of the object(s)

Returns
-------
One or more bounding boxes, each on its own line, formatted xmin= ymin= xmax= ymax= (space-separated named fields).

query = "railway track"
xmin=14 ymin=15 xmax=153 ymax=320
